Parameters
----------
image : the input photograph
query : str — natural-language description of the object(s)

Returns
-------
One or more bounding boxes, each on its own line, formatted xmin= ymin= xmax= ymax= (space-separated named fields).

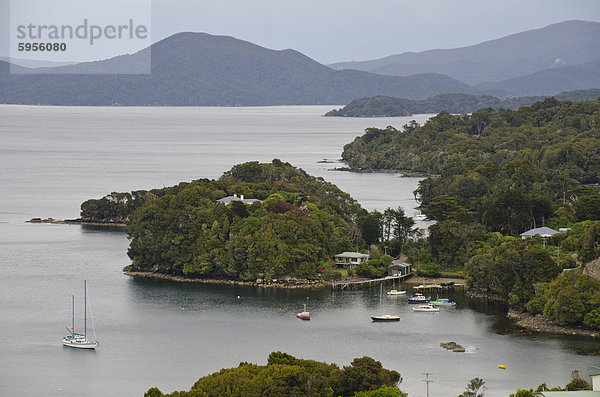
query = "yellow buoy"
xmin=498 ymin=364 xmax=506 ymax=370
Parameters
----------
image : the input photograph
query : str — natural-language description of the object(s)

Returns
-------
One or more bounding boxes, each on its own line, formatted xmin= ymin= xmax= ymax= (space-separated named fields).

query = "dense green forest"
xmin=342 ymin=98 xmax=600 ymax=223
xmin=144 ymin=352 xmax=404 ymax=397
xmin=81 ymin=160 xmax=420 ymax=282
xmin=82 ymin=160 xmax=373 ymax=281
xmin=325 ymin=90 xmax=600 ymax=117
xmin=341 ymin=98 xmax=600 ymax=329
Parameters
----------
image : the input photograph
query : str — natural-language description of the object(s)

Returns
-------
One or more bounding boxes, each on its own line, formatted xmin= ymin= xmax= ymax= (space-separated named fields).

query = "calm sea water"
xmin=0 ymin=105 xmax=598 ymax=397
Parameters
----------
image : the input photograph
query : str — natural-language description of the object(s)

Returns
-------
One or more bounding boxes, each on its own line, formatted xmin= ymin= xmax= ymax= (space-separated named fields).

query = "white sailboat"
xmin=63 ymin=280 xmax=99 ymax=349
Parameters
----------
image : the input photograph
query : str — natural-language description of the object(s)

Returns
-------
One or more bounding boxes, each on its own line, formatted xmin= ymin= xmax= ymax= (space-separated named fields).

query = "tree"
xmin=355 ymin=386 xmax=407 ymax=397
xmin=144 ymin=388 xmax=164 ymax=397
xmin=481 ymin=190 xmax=533 ymax=235
xmin=565 ymin=370 xmax=592 ymax=391
xmin=358 ymin=210 xmax=382 ymax=246
xmin=390 ymin=207 xmax=416 ymax=247
xmin=584 ymin=308 xmax=600 ymax=329
xmin=425 ymin=195 xmax=467 ymax=222
xmin=428 ymin=220 xmax=486 ymax=269
xmin=230 ymin=200 xmax=249 ymax=218
xmin=545 ymin=283 xmax=586 ymax=325
xmin=574 ymin=193 xmax=600 ymax=221
xmin=459 ymin=378 xmax=487 ymax=397
xmin=333 ymin=356 xmax=401 ymax=397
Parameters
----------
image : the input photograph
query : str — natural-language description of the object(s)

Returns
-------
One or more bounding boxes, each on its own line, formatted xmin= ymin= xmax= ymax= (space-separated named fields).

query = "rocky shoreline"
xmin=124 ymin=270 xmax=328 ymax=289
xmin=507 ymin=309 xmax=599 ymax=338
xmin=330 ymin=167 xmax=430 ymax=177
xmin=27 ymin=217 xmax=126 ymax=228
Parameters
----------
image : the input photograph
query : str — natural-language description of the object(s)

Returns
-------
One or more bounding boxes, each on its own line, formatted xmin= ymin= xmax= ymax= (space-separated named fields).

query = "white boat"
xmin=63 ymin=280 xmax=99 ymax=349
xmin=387 ymin=289 xmax=406 ymax=296
xmin=415 ymin=211 xmax=427 ymax=221
xmin=296 ymin=302 xmax=310 ymax=320
xmin=412 ymin=304 xmax=439 ymax=312
xmin=371 ymin=314 xmax=400 ymax=322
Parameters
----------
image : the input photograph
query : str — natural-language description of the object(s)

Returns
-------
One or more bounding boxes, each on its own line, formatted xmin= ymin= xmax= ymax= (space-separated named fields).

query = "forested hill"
xmin=339 ymin=98 xmax=600 ymax=331
xmin=342 ymin=98 xmax=600 ymax=231
xmin=325 ymin=89 xmax=600 ymax=117
xmin=81 ymin=160 xmax=366 ymax=281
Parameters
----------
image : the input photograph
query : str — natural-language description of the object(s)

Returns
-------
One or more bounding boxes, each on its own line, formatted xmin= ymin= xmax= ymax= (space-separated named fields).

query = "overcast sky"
xmin=2 ymin=0 xmax=600 ymax=64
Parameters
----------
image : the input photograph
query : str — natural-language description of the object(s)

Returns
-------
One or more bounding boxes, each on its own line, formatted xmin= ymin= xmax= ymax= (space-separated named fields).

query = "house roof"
xmin=520 ymin=226 xmax=560 ymax=237
xmin=534 ymin=392 xmax=600 ymax=397
xmin=334 ymin=252 xmax=369 ymax=259
xmin=389 ymin=263 xmax=411 ymax=268
xmin=216 ymin=195 xmax=260 ymax=205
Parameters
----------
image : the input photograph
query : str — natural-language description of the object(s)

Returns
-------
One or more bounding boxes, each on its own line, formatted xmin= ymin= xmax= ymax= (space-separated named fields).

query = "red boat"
xmin=296 ymin=302 xmax=310 ymax=320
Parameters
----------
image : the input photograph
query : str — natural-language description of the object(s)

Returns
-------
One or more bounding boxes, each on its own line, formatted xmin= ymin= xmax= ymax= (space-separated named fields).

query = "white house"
xmin=520 ymin=226 xmax=560 ymax=239
xmin=216 ymin=194 xmax=260 ymax=205
xmin=335 ymin=252 xmax=369 ymax=269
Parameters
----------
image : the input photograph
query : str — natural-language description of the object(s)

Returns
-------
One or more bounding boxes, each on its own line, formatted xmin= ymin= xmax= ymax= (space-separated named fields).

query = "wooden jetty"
xmin=413 ymin=283 xmax=466 ymax=293
xmin=331 ymin=273 xmax=412 ymax=290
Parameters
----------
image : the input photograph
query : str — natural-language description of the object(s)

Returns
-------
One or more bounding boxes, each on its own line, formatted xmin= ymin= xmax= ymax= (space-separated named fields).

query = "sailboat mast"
xmin=71 ymin=295 xmax=75 ymax=333
xmin=84 ymin=280 xmax=87 ymax=339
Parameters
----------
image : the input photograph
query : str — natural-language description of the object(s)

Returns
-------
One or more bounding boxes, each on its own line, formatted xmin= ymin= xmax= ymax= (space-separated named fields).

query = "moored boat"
xmin=371 ymin=315 xmax=400 ymax=322
xmin=412 ymin=304 xmax=439 ymax=312
xmin=431 ymin=298 xmax=456 ymax=306
xmin=296 ymin=302 xmax=310 ymax=320
xmin=407 ymin=293 xmax=430 ymax=304
xmin=387 ymin=289 xmax=406 ymax=296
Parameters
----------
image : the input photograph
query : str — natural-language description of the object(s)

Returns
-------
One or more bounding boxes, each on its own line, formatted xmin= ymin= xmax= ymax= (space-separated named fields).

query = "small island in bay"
xmin=79 ymin=159 xmax=418 ymax=288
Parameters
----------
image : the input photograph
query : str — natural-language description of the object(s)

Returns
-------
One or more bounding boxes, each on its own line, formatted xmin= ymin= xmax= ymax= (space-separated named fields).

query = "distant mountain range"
xmin=324 ymin=89 xmax=600 ymax=117
xmin=1 ymin=20 xmax=599 ymax=106
xmin=329 ymin=21 xmax=600 ymax=85
xmin=474 ymin=60 xmax=600 ymax=96
xmin=0 ymin=33 xmax=474 ymax=106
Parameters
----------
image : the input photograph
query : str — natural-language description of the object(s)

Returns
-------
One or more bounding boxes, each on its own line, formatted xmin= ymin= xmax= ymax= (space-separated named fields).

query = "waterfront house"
xmin=520 ymin=226 xmax=559 ymax=239
xmin=334 ymin=252 xmax=369 ymax=269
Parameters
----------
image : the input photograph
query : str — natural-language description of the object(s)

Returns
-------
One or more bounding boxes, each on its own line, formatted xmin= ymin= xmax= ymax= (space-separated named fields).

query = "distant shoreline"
xmin=27 ymin=217 xmax=126 ymax=228
xmin=330 ymin=167 xmax=432 ymax=177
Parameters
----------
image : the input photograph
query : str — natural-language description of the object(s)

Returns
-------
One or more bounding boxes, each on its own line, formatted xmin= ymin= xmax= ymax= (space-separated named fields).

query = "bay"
xmin=0 ymin=105 xmax=598 ymax=397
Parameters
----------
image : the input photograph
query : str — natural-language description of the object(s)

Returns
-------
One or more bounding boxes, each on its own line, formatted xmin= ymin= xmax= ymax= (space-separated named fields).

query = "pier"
xmin=413 ymin=283 xmax=466 ymax=293
xmin=330 ymin=273 xmax=412 ymax=290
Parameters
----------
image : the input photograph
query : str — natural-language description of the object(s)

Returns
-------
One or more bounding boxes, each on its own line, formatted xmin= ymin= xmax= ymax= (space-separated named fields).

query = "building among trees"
xmin=335 ymin=252 xmax=369 ymax=269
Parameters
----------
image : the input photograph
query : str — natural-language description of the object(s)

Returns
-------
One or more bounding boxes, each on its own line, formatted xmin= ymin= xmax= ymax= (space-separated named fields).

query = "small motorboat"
xmin=412 ymin=304 xmax=439 ymax=312
xmin=371 ymin=315 xmax=400 ymax=322
xmin=431 ymin=298 xmax=456 ymax=306
xmin=296 ymin=303 xmax=310 ymax=320
xmin=387 ymin=289 xmax=406 ymax=296
xmin=407 ymin=293 xmax=430 ymax=304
